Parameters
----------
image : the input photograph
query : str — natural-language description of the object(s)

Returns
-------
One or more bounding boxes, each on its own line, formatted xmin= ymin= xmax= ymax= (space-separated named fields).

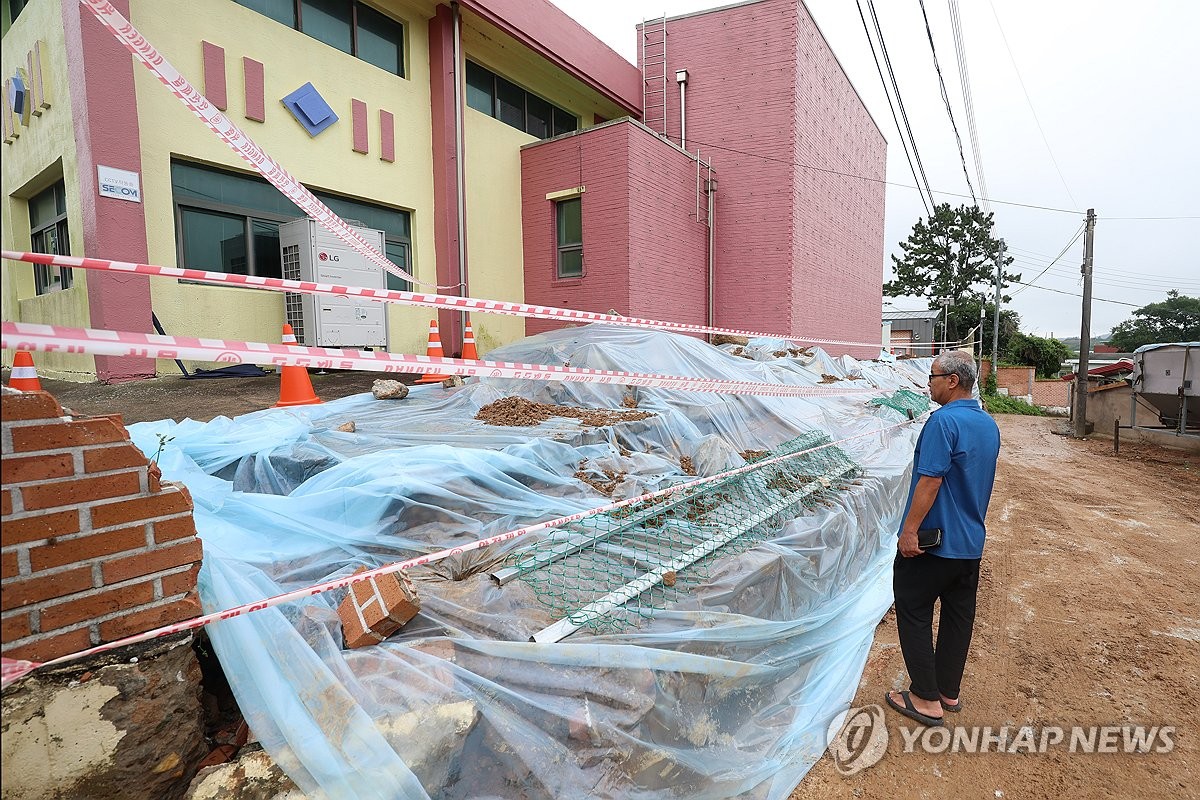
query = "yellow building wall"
xmin=463 ymin=110 xmax=531 ymax=354
xmin=129 ymin=0 xmax=437 ymax=373
xmin=0 ymin=0 xmax=95 ymax=380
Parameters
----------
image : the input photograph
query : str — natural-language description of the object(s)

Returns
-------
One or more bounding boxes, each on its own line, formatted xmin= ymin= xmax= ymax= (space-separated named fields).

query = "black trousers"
xmin=893 ymin=552 xmax=981 ymax=702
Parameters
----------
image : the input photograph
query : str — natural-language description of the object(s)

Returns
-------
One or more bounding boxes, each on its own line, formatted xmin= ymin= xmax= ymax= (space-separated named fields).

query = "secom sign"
xmin=97 ymin=165 xmax=141 ymax=203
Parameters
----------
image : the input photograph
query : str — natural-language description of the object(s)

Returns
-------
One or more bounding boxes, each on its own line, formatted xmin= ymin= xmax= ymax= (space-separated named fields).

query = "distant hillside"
xmin=1058 ymin=333 xmax=1111 ymax=351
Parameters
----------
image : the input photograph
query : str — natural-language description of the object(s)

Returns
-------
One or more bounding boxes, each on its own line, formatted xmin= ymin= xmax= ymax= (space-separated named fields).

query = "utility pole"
xmin=991 ymin=241 xmax=1004 ymax=378
xmin=1072 ymin=209 xmax=1097 ymax=437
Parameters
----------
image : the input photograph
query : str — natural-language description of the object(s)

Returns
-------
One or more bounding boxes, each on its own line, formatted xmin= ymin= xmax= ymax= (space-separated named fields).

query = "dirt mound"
xmin=475 ymin=396 xmax=655 ymax=428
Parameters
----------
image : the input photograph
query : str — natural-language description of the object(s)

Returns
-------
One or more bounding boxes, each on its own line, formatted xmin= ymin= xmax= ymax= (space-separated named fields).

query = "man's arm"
xmin=898 ymin=475 xmax=943 ymax=557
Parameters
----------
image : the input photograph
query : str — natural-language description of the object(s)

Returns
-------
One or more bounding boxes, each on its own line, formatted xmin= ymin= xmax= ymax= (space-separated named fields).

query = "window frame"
xmin=464 ymin=59 xmax=578 ymax=139
xmin=235 ymin=0 xmax=406 ymax=77
xmin=171 ymin=161 xmax=413 ymax=285
xmin=554 ymin=196 xmax=583 ymax=280
xmin=29 ymin=181 xmax=72 ymax=295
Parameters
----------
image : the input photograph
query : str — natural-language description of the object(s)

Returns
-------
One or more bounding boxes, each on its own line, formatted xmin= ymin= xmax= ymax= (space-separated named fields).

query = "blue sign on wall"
xmin=281 ymin=82 xmax=338 ymax=137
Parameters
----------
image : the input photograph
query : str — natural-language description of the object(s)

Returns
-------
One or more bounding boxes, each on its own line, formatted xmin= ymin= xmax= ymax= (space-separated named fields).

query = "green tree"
xmin=1107 ymin=291 xmax=1200 ymax=351
xmin=1006 ymin=332 xmax=1070 ymax=378
xmin=944 ymin=301 xmax=1021 ymax=358
xmin=885 ymin=203 xmax=1021 ymax=342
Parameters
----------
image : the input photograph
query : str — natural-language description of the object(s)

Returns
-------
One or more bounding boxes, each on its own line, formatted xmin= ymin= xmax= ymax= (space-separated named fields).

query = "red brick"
xmin=1 ymin=611 xmax=32 ymax=644
xmin=1 ymin=509 xmax=81 ymax=546
xmin=83 ymin=443 xmax=149 ymax=473
xmin=102 ymin=539 xmax=203 ymax=584
xmin=10 ymin=418 xmax=127 ymax=452
xmin=1 ymin=453 xmax=75 ymax=484
xmin=161 ymin=564 xmax=201 ymax=598
xmin=339 ymin=567 xmax=420 ymax=649
xmin=2 ymin=549 xmax=19 ymax=579
xmin=90 ymin=490 xmax=193 ymax=530
xmin=99 ymin=597 xmax=200 ymax=642
xmin=21 ymin=472 xmax=142 ymax=512
xmin=29 ymin=526 xmax=147 ymax=572
xmin=0 ymin=391 xmax=63 ymax=421
xmin=3 ymin=625 xmax=93 ymax=662
xmin=152 ymin=515 xmax=197 ymax=544
xmin=40 ymin=581 xmax=155 ymax=630
xmin=1 ymin=489 xmax=11 ymax=516
xmin=0 ymin=566 xmax=93 ymax=611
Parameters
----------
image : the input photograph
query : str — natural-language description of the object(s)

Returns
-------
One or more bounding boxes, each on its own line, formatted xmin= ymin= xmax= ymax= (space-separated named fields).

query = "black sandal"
xmin=885 ymin=691 xmax=944 ymax=727
xmin=941 ymin=698 xmax=963 ymax=713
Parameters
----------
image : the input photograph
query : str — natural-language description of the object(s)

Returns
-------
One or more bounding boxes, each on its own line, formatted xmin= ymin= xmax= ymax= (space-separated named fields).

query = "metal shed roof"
xmin=882 ymin=309 xmax=941 ymax=321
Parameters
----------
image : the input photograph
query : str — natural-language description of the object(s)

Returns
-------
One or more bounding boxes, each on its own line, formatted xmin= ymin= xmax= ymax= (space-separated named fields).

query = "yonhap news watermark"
xmin=827 ymin=704 xmax=1176 ymax=776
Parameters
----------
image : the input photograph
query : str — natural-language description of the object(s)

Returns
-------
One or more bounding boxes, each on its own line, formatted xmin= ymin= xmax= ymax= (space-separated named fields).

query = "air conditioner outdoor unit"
xmin=278 ymin=218 xmax=389 ymax=349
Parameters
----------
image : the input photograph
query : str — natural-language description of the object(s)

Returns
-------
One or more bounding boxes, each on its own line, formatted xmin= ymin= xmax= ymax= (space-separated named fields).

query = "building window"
xmin=556 ymin=197 xmax=582 ymax=278
xmin=171 ymin=161 xmax=412 ymax=287
xmin=465 ymin=60 xmax=577 ymax=139
xmin=29 ymin=181 xmax=71 ymax=295
xmin=233 ymin=0 xmax=404 ymax=77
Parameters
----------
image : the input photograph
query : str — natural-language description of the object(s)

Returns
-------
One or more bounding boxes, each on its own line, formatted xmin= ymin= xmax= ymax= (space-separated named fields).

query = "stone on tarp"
xmin=374 ymin=699 xmax=479 ymax=788
xmin=371 ymin=379 xmax=409 ymax=400
xmin=338 ymin=566 xmax=420 ymax=649
xmin=184 ymin=749 xmax=303 ymax=800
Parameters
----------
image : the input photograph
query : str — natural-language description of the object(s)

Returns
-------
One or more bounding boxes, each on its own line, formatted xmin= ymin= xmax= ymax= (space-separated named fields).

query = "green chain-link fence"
xmin=868 ymin=388 xmax=931 ymax=418
xmin=494 ymin=431 xmax=863 ymax=642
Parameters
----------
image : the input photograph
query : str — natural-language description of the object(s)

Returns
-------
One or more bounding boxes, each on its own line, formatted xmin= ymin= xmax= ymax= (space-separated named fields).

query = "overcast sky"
xmin=549 ymin=0 xmax=1200 ymax=339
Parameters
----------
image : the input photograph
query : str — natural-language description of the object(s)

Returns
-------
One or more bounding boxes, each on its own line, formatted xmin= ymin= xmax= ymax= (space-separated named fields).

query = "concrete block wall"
xmin=1 ymin=389 xmax=202 ymax=663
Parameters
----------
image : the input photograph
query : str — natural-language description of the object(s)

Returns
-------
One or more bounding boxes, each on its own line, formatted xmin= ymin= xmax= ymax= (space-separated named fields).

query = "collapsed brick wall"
xmin=1 ymin=388 xmax=203 ymax=663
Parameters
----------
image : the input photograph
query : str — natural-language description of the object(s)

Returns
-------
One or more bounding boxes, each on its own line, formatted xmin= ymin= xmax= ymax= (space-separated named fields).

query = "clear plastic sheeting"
xmin=129 ymin=326 xmax=934 ymax=800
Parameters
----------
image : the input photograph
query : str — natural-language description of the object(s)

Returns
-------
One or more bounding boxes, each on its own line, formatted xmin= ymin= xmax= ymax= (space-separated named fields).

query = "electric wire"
xmin=867 ymin=0 xmax=938 ymax=211
xmin=918 ymin=0 xmax=976 ymax=203
xmin=988 ymin=0 xmax=1079 ymax=209
xmin=1009 ymin=280 xmax=1139 ymax=307
xmin=948 ymin=0 xmax=990 ymax=212
xmin=1008 ymin=223 xmax=1083 ymax=297
xmin=854 ymin=0 xmax=932 ymax=216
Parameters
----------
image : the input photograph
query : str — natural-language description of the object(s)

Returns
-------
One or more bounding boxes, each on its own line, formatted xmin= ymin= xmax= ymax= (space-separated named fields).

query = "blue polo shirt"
xmin=899 ymin=399 xmax=1000 ymax=559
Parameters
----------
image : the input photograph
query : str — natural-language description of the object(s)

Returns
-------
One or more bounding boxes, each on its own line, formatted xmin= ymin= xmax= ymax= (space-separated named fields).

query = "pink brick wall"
xmin=1032 ymin=380 xmax=1070 ymax=408
xmin=642 ymin=0 xmax=886 ymax=356
xmin=521 ymin=121 xmax=708 ymax=335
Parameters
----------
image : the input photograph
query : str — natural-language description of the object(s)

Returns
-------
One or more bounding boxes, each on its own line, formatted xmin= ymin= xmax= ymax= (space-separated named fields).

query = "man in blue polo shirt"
xmin=886 ymin=350 xmax=1000 ymax=727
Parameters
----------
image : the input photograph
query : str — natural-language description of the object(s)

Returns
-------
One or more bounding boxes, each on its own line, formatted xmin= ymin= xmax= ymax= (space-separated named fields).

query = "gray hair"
xmin=934 ymin=350 xmax=977 ymax=391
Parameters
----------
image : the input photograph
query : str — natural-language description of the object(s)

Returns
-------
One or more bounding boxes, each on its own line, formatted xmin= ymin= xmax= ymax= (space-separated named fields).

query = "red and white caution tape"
xmin=78 ymin=0 xmax=436 ymax=289
xmin=1 ymin=250 xmax=889 ymax=349
xmin=0 ymin=416 xmax=920 ymax=686
xmin=1 ymin=322 xmax=887 ymax=398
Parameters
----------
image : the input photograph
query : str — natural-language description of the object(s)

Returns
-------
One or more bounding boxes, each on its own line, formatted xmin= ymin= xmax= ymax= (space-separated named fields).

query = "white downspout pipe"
xmin=452 ymin=3 xmax=468 ymax=337
xmin=675 ymin=69 xmax=689 ymax=150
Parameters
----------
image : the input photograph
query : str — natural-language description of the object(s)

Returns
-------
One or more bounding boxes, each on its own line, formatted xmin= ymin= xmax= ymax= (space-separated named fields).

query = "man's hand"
xmin=898 ymin=530 xmax=923 ymax=558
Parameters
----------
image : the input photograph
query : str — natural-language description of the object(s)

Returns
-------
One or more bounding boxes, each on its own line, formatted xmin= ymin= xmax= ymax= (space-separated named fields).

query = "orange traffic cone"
xmin=461 ymin=319 xmax=479 ymax=360
xmin=8 ymin=351 xmax=42 ymax=391
xmin=274 ymin=323 xmax=322 ymax=407
xmin=415 ymin=319 xmax=454 ymax=384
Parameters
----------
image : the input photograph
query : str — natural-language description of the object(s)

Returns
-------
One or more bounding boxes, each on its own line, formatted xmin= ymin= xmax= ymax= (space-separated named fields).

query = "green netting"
xmin=868 ymin=388 xmax=931 ymax=418
xmin=505 ymin=432 xmax=863 ymax=640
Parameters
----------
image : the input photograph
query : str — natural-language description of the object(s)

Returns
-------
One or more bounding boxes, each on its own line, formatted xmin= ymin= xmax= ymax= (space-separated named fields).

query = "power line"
xmin=1005 ymin=247 xmax=1200 ymax=284
xmin=988 ymin=1 xmax=1079 ymax=209
xmin=1009 ymin=280 xmax=1139 ymax=307
xmin=854 ymin=0 xmax=932 ymax=216
xmin=1100 ymin=215 xmax=1200 ymax=221
xmin=918 ymin=0 xmax=976 ymax=203
xmin=682 ymin=135 xmax=1084 ymax=215
xmin=948 ymin=0 xmax=990 ymax=212
xmin=866 ymin=0 xmax=938 ymax=212
xmin=1009 ymin=224 xmax=1085 ymax=296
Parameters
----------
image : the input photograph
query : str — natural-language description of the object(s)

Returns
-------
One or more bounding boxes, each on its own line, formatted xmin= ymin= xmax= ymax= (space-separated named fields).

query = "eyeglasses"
xmin=928 ymin=372 xmax=954 ymax=380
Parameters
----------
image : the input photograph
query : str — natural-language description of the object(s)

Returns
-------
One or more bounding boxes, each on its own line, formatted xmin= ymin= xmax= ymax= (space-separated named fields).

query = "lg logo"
xmin=317 ymin=251 xmax=341 ymax=262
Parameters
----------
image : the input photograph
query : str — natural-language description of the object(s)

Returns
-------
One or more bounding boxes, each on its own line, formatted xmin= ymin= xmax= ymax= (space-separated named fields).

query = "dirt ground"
xmin=791 ymin=415 xmax=1199 ymax=800
xmin=33 ymin=370 xmax=413 ymax=425
xmin=13 ymin=377 xmax=1199 ymax=797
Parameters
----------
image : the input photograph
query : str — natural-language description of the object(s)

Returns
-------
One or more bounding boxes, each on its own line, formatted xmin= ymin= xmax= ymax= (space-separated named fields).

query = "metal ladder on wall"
xmin=641 ymin=15 xmax=668 ymax=137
